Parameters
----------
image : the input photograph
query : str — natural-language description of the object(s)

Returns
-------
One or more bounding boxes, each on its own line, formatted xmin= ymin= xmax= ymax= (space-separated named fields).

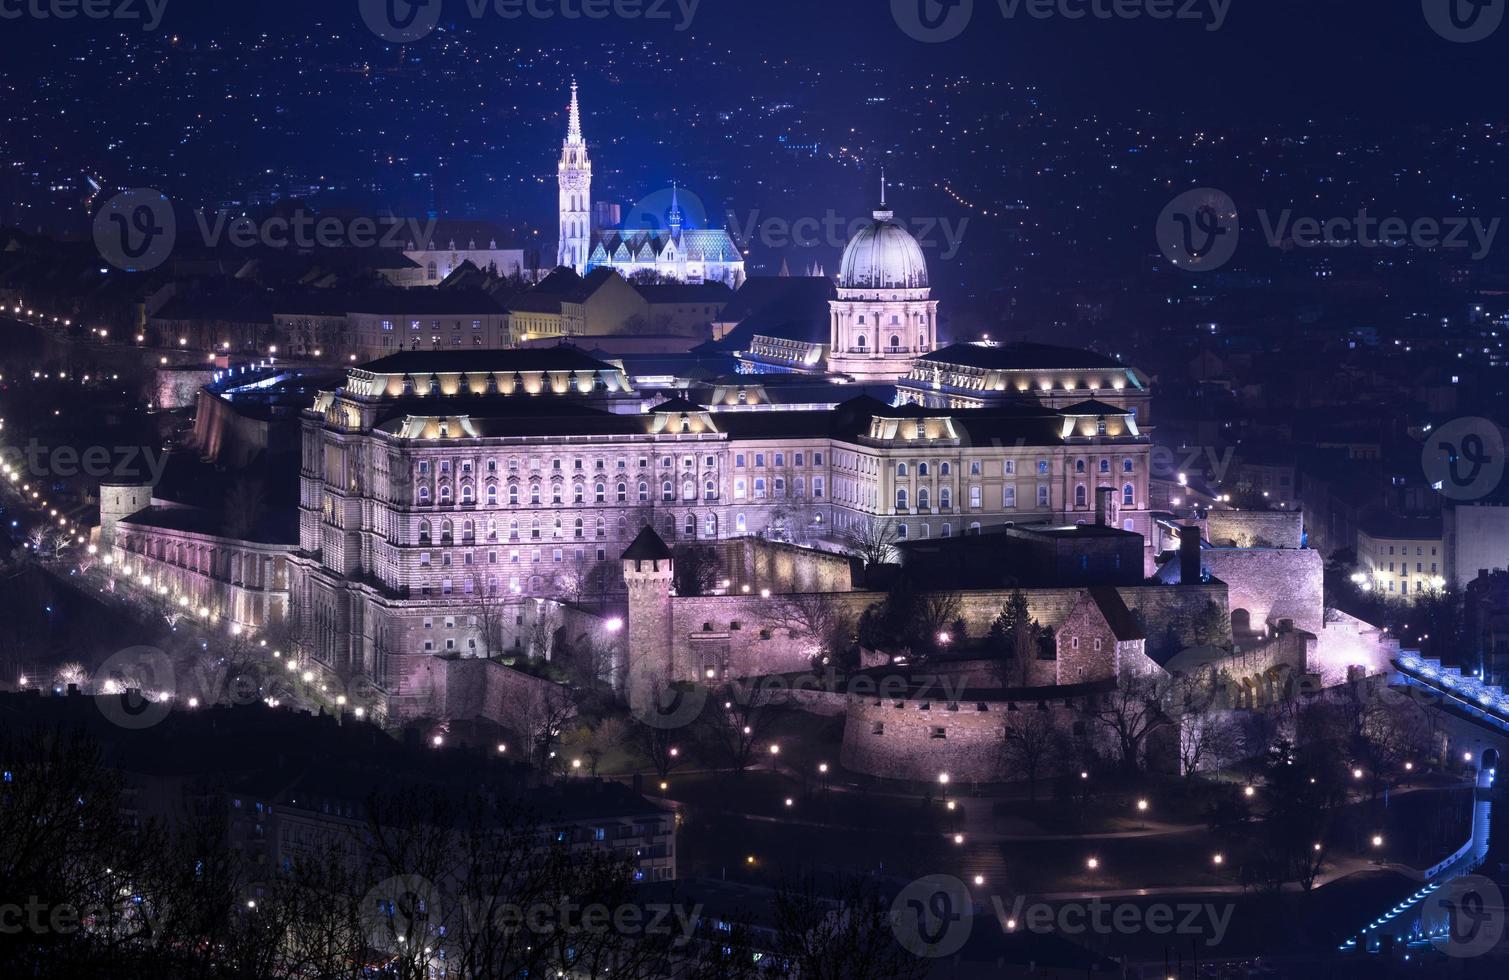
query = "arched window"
xmin=530 ymin=484 xmax=541 ymax=505
xmin=940 ymin=486 xmax=952 ymax=509
xmin=574 ymin=518 xmax=584 ymax=538
xmin=1075 ymin=459 xmax=1086 ymax=474
xmin=889 ymin=334 xmax=900 ymax=350
xmin=418 ymin=486 xmax=431 ymax=504
xmin=573 ymin=484 xmax=585 ymax=504
xmin=1099 ymin=459 xmax=1111 ymax=474
xmin=486 ymin=485 xmax=498 ymax=506
xmin=595 ymin=483 xmax=605 ymax=503
xmin=918 ymin=462 xmax=930 ymax=477
xmin=441 ymin=519 xmax=453 ymax=542
xmin=462 ymin=520 xmax=475 ymax=541
xmin=462 ymin=485 xmax=474 ymax=503
xmin=857 ymin=333 xmax=868 ymax=350
xmin=1123 ymin=459 xmax=1134 ymax=473
xmin=617 ymin=482 xmax=627 ymax=502
xmin=896 ymin=488 xmax=909 ymax=510
xmin=1003 ymin=486 xmax=1016 ymax=508
xmin=684 ymin=513 xmax=696 ymax=538
xmin=683 ymin=480 xmax=695 ymax=501
xmin=736 ymin=512 xmax=747 ymax=532
xmin=940 ymin=462 xmax=951 ymax=476
xmin=439 ymin=486 xmax=452 ymax=504
xmin=638 ymin=482 xmax=649 ymax=502
xmin=418 ymin=520 xmax=431 ymax=542
xmin=896 ymin=462 xmax=909 ymax=477
xmin=704 ymin=480 xmax=716 ymax=500
xmin=705 ymin=513 xmax=718 ymax=537
xmin=1075 ymin=484 xmax=1088 ymax=507
xmin=1123 ymin=483 xmax=1135 ymax=506
xmin=508 ymin=485 xmax=519 ymax=505
xmin=917 ymin=487 xmax=930 ymax=510
xmin=662 ymin=481 xmax=675 ymax=502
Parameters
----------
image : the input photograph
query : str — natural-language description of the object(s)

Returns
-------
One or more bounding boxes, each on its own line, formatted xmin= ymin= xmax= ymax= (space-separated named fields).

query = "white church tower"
xmin=556 ymin=80 xmax=592 ymax=273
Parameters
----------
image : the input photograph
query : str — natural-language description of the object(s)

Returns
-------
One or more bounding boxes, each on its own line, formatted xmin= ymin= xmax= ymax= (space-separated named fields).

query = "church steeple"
xmin=667 ymin=182 xmax=684 ymax=239
xmin=557 ymin=79 xmax=592 ymax=273
xmin=566 ymin=79 xmax=583 ymax=146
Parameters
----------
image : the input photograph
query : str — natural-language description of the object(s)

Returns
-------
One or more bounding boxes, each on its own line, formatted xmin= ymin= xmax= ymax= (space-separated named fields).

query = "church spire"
xmin=566 ymin=78 xmax=583 ymax=146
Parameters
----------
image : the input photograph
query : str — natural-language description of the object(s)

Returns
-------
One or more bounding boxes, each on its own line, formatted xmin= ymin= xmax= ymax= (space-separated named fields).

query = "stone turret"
xmin=98 ymin=481 xmax=154 ymax=548
xmin=621 ymin=526 xmax=674 ymax=714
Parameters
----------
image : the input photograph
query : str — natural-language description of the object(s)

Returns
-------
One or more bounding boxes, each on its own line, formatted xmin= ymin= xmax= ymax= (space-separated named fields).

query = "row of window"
xmin=379 ymin=319 xmax=488 ymax=331
xmin=895 ymin=483 xmax=1137 ymax=511
xmin=416 ymin=480 xmax=722 ymax=506
xmin=894 ymin=458 xmax=1137 ymax=478
xmin=418 ymin=455 xmax=717 ymax=477
xmin=733 ymin=451 xmax=825 ymax=468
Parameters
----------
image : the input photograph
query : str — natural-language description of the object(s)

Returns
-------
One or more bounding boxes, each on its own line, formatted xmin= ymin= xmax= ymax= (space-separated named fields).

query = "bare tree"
xmin=768 ymin=592 xmax=854 ymax=665
xmin=528 ymin=601 xmax=563 ymax=660
xmin=1076 ymin=669 xmax=1173 ymax=774
xmin=470 ymin=583 xmax=510 ymax=659
xmin=672 ymin=543 xmax=721 ymax=597
xmin=770 ymin=876 xmax=930 ymax=980
xmin=841 ymin=515 xmax=899 ymax=569
xmin=698 ymin=679 xmax=779 ymax=777
xmin=999 ymin=707 xmax=1062 ymax=801
xmin=516 ymin=681 xmax=578 ymax=771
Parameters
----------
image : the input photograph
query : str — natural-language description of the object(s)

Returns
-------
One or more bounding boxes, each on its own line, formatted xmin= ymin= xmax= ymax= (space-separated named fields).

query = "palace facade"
xmin=284 ymin=343 xmax=1154 ymax=716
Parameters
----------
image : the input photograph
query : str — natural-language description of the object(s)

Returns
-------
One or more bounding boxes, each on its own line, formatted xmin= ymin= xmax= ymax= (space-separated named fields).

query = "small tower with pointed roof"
xmin=622 ymin=526 xmax=675 ymax=713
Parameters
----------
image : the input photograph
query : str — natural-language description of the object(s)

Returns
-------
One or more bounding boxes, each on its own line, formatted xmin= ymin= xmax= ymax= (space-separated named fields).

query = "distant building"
xmin=556 ymin=83 xmax=745 ymax=288
xmin=1357 ymin=515 xmax=1445 ymax=598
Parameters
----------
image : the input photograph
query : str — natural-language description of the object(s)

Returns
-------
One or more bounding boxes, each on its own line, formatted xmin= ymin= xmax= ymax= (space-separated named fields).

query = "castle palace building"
xmin=288 ymin=346 xmax=1154 ymax=717
xmin=556 ymin=82 xmax=745 ymax=289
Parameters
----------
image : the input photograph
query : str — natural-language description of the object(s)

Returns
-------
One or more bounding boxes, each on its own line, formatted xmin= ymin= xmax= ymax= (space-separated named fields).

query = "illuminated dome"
xmin=837 ymin=206 xmax=929 ymax=290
